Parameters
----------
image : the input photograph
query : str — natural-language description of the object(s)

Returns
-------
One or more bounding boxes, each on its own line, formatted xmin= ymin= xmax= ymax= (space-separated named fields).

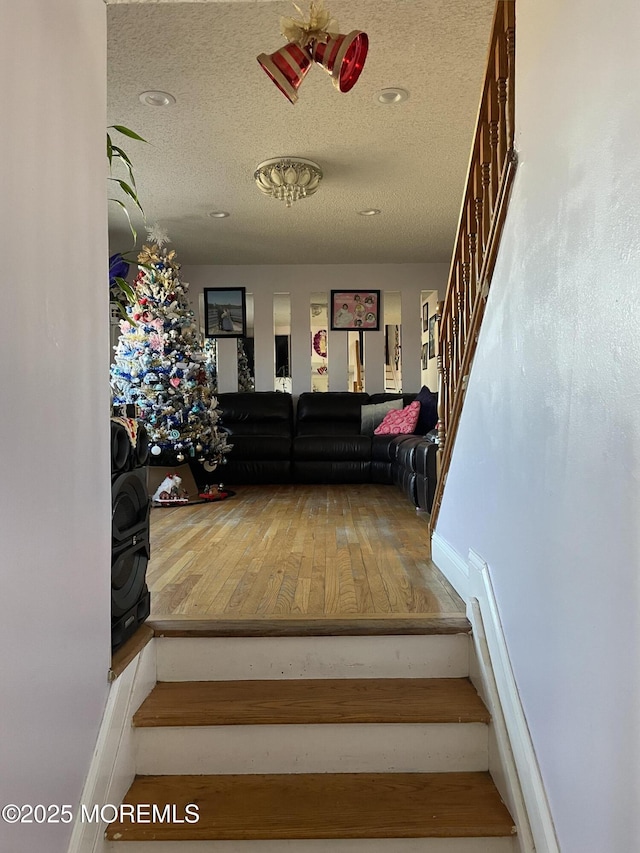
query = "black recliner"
xmin=212 ymin=392 xmax=294 ymax=484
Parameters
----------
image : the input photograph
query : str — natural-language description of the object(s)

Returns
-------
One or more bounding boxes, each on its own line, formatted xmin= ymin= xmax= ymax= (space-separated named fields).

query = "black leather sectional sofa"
xmin=190 ymin=391 xmax=439 ymax=513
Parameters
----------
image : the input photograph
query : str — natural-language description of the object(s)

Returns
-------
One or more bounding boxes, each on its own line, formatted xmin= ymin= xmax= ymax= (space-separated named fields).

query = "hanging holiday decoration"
xmin=257 ymin=1 xmax=368 ymax=103
xmin=256 ymin=42 xmax=313 ymax=105
xmin=313 ymin=329 xmax=328 ymax=359
xmin=110 ymin=226 xmax=232 ymax=469
xmin=311 ymin=29 xmax=369 ymax=93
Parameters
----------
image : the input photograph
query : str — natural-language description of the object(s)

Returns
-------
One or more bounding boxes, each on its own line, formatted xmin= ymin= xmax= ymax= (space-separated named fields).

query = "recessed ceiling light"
xmin=208 ymin=211 xmax=230 ymax=218
xmin=375 ymin=87 xmax=409 ymax=105
xmin=358 ymin=208 xmax=381 ymax=216
xmin=138 ymin=90 xmax=176 ymax=107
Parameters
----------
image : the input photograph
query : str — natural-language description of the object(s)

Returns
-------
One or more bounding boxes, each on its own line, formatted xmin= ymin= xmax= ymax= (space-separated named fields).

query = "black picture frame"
xmin=428 ymin=314 xmax=437 ymax=359
xmin=421 ymin=343 xmax=428 ymax=370
xmin=204 ymin=287 xmax=247 ymax=338
xmin=422 ymin=301 xmax=429 ymax=333
xmin=330 ymin=290 xmax=381 ymax=331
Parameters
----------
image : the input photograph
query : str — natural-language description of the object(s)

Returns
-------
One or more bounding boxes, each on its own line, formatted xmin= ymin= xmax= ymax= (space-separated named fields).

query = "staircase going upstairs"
xmin=104 ymin=628 xmax=517 ymax=851
xmin=430 ymin=0 xmax=516 ymax=530
xmin=385 ymin=362 xmax=402 ymax=394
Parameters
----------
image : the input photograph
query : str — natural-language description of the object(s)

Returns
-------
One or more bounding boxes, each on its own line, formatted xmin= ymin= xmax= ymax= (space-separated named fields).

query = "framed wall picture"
xmin=421 ymin=343 xmax=428 ymax=370
xmin=204 ymin=287 xmax=247 ymax=338
xmin=428 ymin=313 xmax=437 ymax=359
xmin=330 ymin=290 xmax=381 ymax=331
xmin=422 ymin=301 xmax=429 ymax=333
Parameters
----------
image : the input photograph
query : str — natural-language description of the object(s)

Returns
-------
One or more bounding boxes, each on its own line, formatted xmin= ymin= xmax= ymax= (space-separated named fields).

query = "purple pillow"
xmin=414 ymin=386 xmax=438 ymax=434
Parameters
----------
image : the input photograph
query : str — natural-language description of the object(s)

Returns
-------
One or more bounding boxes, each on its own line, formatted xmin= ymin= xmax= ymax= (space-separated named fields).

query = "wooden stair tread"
xmin=110 ymin=625 xmax=154 ymax=682
xmin=133 ymin=678 xmax=490 ymax=727
xmin=149 ymin=616 xmax=471 ymax=637
xmin=106 ymin=772 xmax=515 ymax=841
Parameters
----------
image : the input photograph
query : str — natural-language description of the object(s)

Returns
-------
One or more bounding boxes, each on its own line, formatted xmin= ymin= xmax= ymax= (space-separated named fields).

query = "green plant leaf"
xmin=109 ymin=178 xmax=144 ymax=214
xmin=111 ymin=146 xmax=135 ymax=182
xmin=109 ymin=198 xmax=137 ymax=246
xmin=114 ymin=276 xmax=136 ymax=304
xmin=111 ymin=300 xmax=130 ymax=323
xmin=108 ymin=177 xmax=136 ymax=200
xmin=119 ymin=252 xmax=150 ymax=271
xmin=107 ymin=123 xmax=147 ymax=252
xmin=109 ymin=125 xmax=147 ymax=143
xmin=110 ymin=147 xmax=136 ymax=188
xmin=111 ymin=145 xmax=133 ymax=167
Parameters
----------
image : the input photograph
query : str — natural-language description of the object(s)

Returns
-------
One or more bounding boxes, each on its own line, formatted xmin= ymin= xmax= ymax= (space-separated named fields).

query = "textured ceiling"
xmin=107 ymin=0 xmax=495 ymax=264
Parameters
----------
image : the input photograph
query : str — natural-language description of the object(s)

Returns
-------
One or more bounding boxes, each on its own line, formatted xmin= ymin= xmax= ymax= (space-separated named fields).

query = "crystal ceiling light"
xmin=254 ymin=157 xmax=323 ymax=208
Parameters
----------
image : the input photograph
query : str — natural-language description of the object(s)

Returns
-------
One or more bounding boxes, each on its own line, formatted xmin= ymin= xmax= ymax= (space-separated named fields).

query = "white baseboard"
xmin=431 ymin=531 xmax=469 ymax=600
xmin=430 ymin=535 xmax=559 ymax=853
xmin=466 ymin=550 xmax=559 ymax=853
xmin=67 ymin=640 xmax=156 ymax=853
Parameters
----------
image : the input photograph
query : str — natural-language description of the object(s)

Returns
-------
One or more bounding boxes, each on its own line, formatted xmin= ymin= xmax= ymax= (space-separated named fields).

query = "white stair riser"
xmin=156 ymin=635 xmax=470 ymax=681
xmin=135 ymin=722 xmax=488 ymax=775
xmin=105 ymin=837 xmax=516 ymax=853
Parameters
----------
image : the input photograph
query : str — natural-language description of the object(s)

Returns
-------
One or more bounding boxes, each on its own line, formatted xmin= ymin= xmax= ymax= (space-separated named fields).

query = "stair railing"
xmin=389 ymin=351 xmax=402 ymax=393
xmin=430 ymin=0 xmax=516 ymax=530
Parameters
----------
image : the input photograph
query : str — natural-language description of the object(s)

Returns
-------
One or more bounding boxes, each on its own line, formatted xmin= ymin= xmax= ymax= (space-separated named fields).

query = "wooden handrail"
xmin=430 ymin=0 xmax=517 ymax=531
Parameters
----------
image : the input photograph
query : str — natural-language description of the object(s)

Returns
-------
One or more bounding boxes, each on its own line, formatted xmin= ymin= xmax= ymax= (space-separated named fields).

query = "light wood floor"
xmin=147 ymin=485 xmax=464 ymax=621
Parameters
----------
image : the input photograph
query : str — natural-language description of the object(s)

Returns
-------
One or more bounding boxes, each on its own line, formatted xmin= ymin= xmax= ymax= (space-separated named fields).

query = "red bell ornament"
xmin=312 ymin=30 xmax=369 ymax=93
xmin=257 ymin=42 xmax=313 ymax=104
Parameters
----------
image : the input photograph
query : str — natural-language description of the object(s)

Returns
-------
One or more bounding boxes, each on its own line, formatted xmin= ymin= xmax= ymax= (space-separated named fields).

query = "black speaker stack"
xmin=110 ymin=418 xmax=151 ymax=651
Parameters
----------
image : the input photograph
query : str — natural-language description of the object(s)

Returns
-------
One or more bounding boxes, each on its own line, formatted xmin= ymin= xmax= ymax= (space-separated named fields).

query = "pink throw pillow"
xmin=374 ymin=401 xmax=421 ymax=435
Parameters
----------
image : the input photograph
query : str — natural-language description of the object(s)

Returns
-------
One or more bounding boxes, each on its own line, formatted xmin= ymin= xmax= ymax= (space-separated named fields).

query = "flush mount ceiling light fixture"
xmin=138 ymin=90 xmax=176 ymax=107
xmin=254 ymin=158 xmax=323 ymax=208
xmin=208 ymin=211 xmax=230 ymax=218
xmin=358 ymin=208 xmax=381 ymax=216
xmin=375 ymin=87 xmax=409 ymax=105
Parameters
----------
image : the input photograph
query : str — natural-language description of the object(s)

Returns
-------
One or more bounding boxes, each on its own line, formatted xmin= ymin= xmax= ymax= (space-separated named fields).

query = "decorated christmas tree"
xmin=237 ymin=338 xmax=255 ymax=392
xmin=110 ymin=226 xmax=231 ymax=469
xmin=203 ymin=339 xmax=218 ymax=393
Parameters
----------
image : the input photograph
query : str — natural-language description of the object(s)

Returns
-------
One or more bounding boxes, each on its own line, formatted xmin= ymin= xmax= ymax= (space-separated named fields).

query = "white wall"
xmin=183 ymin=264 xmax=448 ymax=395
xmin=436 ymin=0 xmax=640 ymax=850
xmin=0 ymin=2 xmax=111 ymax=852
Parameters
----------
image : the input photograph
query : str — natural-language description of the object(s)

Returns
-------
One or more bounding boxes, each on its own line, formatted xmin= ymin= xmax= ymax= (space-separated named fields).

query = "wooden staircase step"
xmin=133 ymin=678 xmax=490 ymax=728
xmin=149 ymin=615 xmax=471 ymax=638
xmin=106 ymin=772 xmax=515 ymax=841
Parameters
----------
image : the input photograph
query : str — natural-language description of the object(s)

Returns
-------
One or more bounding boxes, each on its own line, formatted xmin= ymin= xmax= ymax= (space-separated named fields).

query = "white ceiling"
xmin=107 ymin=0 xmax=495 ymax=265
